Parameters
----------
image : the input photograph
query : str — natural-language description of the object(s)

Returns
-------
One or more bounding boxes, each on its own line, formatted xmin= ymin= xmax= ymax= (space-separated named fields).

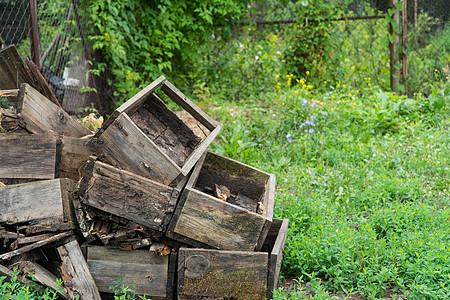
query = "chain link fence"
xmin=0 ymin=0 xmax=103 ymax=115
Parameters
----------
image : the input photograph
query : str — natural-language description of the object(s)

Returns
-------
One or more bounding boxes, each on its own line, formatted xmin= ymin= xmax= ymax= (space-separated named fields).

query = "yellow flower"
xmin=294 ymin=91 xmax=298 ymax=94
xmin=302 ymin=84 xmax=307 ymax=89
xmin=343 ymin=84 xmax=346 ymax=88
xmin=368 ymin=77 xmax=371 ymax=81
xmin=435 ymin=69 xmax=438 ymax=72
xmin=447 ymin=76 xmax=449 ymax=80
xmin=282 ymin=102 xmax=285 ymax=105
xmin=348 ymin=93 xmax=352 ymax=97
xmin=364 ymin=77 xmax=367 ymax=80
xmin=331 ymin=95 xmax=335 ymax=99
xmin=104 ymin=33 xmax=110 ymax=38
xmin=351 ymin=66 xmax=355 ymax=69
xmin=300 ymin=78 xmax=305 ymax=84
xmin=324 ymin=80 xmax=327 ymax=84
xmin=443 ymin=67 xmax=446 ymax=70
xmin=275 ymin=75 xmax=279 ymax=78
xmin=306 ymin=71 xmax=310 ymax=76
xmin=307 ymin=85 xmax=313 ymax=89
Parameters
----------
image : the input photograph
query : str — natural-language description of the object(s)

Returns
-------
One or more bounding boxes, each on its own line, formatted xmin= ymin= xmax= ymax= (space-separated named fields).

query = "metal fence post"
xmin=389 ymin=0 xmax=401 ymax=93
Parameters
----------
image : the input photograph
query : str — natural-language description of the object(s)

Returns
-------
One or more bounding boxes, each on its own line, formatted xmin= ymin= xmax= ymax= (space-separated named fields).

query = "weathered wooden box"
xmin=177 ymin=218 xmax=289 ymax=300
xmin=88 ymin=76 xmax=222 ymax=186
xmin=167 ymin=151 xmax=276 ymax=251
xmin=86 ymin=246 xmax=176 ymax=299
xmin=79 ymin=158 xmax=186 ymax=233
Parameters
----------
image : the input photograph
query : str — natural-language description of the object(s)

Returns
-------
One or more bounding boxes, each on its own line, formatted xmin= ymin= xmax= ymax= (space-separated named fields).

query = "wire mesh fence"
xmin=0 ymin=0 xmax=101 ymax=114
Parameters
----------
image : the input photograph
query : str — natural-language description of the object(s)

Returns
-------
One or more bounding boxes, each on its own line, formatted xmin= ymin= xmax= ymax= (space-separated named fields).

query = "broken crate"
xmin=167 ymin=151 xmax=276 ymax=251
xmin=177 ymin=218 xmax=288 ymax=300
xmin=88 ymin=75 xmax=222 ymax=186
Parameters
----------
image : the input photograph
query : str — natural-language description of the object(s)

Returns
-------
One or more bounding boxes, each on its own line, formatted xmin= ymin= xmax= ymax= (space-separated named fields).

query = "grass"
xmin=205 ymin=76 xmax=450 ymax=299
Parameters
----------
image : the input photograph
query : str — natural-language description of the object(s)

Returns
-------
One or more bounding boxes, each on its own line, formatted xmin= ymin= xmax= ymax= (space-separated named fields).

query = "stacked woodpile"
xmin=0 ymin=46 xmax=288 ymax=300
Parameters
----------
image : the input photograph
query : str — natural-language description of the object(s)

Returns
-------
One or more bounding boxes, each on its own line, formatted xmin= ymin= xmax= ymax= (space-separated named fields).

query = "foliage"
xmin=85 ymin=0 xmax=250 ymax=106
xmin=0 ymin=97 xmax=10 ymax=109
xmin=108 ymin=278 xmax=149 ymax=300
xmin=0 ymin=268 xmax=65 ymax=299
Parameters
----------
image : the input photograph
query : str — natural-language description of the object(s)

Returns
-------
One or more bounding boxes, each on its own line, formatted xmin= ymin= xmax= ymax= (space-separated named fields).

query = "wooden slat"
xmin=180 ymin=124 xmax=222 ymax=176
xmin=17 ymin=83 xmax=89 ymax=137
xmin=0 ymin=45 xmax=34 ymax=90
xmin=24 ymin=56 xmax=59 ymax=106
xmin=173 ymin=188 xmax=266 ymax=251
xmin=161 ymin=81 xmax=218 ymax=131
xmin=89 ymin=112 xmax=180 ymax=185
xmin=116 ymin=75 xmax=165 ymax=115
xmin=267 ymin=219 xmax=289 ymax=299
xmin=256 ymin=173 xmax=276 ymax=251
xmin=0 ymin=89 xmax=19 ymax=97
xmin=79 ymin=160 xmax=178 ymax=231
xmin=178 ymin=247 xmax=268 ymax=299
xmin=0 ymin=134 xmax=56 ymax=179
xmin=0 ymin=179 xmax=65 ymax=224
xmin=0 ymin=231 xmax=72 ymax=262
xmin=57 ymin=240 xmax=102 ymax=300
xmin=18 ymin=260 xmax=70 ymax=299
xmin=87 ymin=246 xmax=169 ymax=297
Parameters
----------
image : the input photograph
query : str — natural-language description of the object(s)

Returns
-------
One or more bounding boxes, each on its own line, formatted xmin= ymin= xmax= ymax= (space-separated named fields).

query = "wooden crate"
xmin=86 ymin=246 xmax=176 ymax=299
xmin=79 ymin=158 xmax=187 ymax=233
xmin=167 ymin=151 xmax=276 ymax=251
xmin=88 ymin=76 xmax=222 ymax=186
xmin=177 ymin=218 xmax=289 ymax=300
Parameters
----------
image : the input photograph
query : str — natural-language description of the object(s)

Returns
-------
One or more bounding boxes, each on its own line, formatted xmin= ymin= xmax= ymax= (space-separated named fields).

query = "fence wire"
xmin=0 ymin=0 xmax=30 ymax=50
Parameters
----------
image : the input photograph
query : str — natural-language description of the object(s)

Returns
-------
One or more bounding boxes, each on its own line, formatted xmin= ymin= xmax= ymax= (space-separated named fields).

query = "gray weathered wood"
xmin=0 ymin=179 xmax=65 ymax=224
xmin=24 ymin=56 xmax=59 ymax=105
xmin=267 ymin=219 xmax=289 ymax=299
xmin=161 ymin=81 xmax=218 ymax=131
xmin=89 ymin=113 xmax=181 ymax=185
xmin=18 ymin=259 xmax=70 ymax=299
xmin=0 ymin=134 xmax=56 ymax=179
xmin=79 ymin=159 xmax=181 ymax=232
xmin=169 ymin=151 xmax=275 ymax=251
xmin=57 ymin=239 xmax=102 ymax=300
xmin=0 ymin=231 xmax=72 ymax=262
xmin=87 ymin=246 xmax=171 ymax=298
xmin=178 ymin=247 xmax=268 ymax=300
xmin=17 ymin=83 xmax=89 ymax=137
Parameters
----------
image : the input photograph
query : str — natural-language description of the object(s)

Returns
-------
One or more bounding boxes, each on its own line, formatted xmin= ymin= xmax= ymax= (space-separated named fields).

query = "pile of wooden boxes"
xmin=0 ymin=47 xmax=288 ymax=300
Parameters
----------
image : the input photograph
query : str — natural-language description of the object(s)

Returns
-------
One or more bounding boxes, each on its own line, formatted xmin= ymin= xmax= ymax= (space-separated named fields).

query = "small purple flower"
xmin=311 ymin=115 xmax=316 ymax=121
xmin=322 ymin=111 xmax=328 ymax=120
xmin=244 ymin=130 xmax=250 ymax=134
xmin=300 ymin=123 xmax=305 ymax=128
xmin=302 ymin=99 xmax=308 ymax=106
xmin=286 ymin=133 xmax=292 ymax=143
xmin=312 ymin=102 xmax=317 ymax=107
xmin=311 ymin=122 xmax=315 ymax=127
xmin=309 ymin=128 xmax=314 ymax=133
xmin=257 ymin=138 xmax=261 ymax=142
xmin=305 ymin=120 xmax=311 ymax=125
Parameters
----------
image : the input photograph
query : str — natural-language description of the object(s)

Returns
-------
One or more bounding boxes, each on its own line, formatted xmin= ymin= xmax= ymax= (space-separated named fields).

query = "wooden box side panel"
xmin=80 ymin=161 xmax=177 ymax=231
xmin=18 ymin=84 xmax=89 ymax=137
xmin=173 ymin=189 xmax=266 ymax=251
xmin=87 ymin=246 xmax=169 ymax=298
xmin=0 ymin=134 xmax=56 ymax=179
xmin=92 ymin=113 xmax=180 ymax=185
xmin=57 ymin=136 xmax=92 ymax=180
xmin=267 ymin=219 xmax=289 ymax=299
xmin=178 ymin=248 xmax=268 ymax=300
xmin=0 ymin=179 xmax=64 ymax=224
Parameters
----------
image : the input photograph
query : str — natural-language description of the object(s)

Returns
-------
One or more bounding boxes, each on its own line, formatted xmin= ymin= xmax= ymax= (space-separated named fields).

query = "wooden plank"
xmin=79 ymin=160 xmax=178 ymax=232
xmin=180 ymin=124 xmax=222 ymax=176
xmin=0 ymin=179 xmax=65 ymax=224
xmin=0 ymin=231 xmax=72 ymax=262
xmin=87 ymin=246 xmax=169 ymax=297
xmin=89 ymin=113 xmax=180 ymax=185
xmin=161 ymin=81 xmax=218 ymax=131
xmin=59 ymin=178 xmax=77 ymax=223
xmin=256 ymin=173 xmax=276 ymax=251
xmin=18 ymin=260 xmax=70 ymax=299
xmin=115 ymin=75 xmax=165 ymax=115
xmin=24 ymin=56 xmax=59 ymax=106
xmin=173 ymin=188 xmax=266 ymax=251
xmin=17 ymin=83 xmax=89 ymax=137
xmin=0 ymin=89 xmax=19 ymax=97
xmin=0 ymin=45 xmax=34 ymax=90
xmin=178 ymin=247 xmax=268 ymax=299
xmin=57 ymin=239 xmax=102 ymax=300
xmin=267 ymin=219 xmax=289 ymax=299
xmin=15 ymin=233 xmax=55 ymax=246
xmin=0 ymin=134 xmax=56 ymax=179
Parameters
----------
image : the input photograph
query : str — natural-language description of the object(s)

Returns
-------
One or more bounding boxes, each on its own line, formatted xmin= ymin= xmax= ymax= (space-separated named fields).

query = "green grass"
xmin=206 ymin=77 xmax=450 ymax=299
